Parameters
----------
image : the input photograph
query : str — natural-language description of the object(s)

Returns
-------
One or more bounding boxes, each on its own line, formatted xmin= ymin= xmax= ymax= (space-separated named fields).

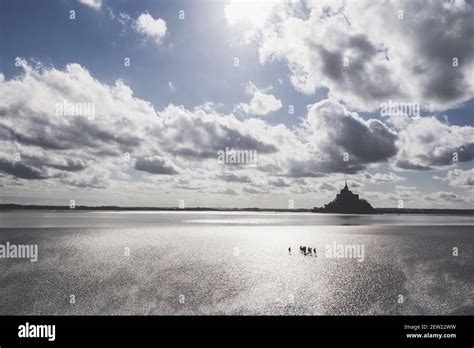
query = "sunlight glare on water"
xmin=0 ymin=211 xmax=472 ymax=315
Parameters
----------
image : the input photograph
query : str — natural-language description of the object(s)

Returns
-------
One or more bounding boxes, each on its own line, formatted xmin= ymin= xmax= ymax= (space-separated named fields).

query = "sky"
xmin=0 ymin=0 xmax=473 ymax=209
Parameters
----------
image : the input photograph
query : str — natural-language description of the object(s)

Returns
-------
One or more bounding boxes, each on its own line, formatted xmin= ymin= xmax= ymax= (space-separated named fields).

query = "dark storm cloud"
xmin=413 ymin=5 xmax=474 ymax=103
xmin=418 ymin=144 xmax=474 ymax=167
xmin=396 ymin=143 xmax=474 ymax=170
xmin=158 ymin=106 xmax=278 ymax=161
xmin=0 ymin=159 xmax=49 ymax=180
xmin=2 ymin=115 xmax=141 ymax=153
xmin=395 ymin=117 xmax=474 ymax=170
xmin=312 ymin=34 xmax=399 ymax=102
xmin=72 ymin=118 xmax=142 ymax=149
xmin=171 ymin=124 xmax=277 ymax=158
xmin=287 ymin=99 xmax=399 ymax=177
xmin=134 ymin=156 xmax=179 ymax=175
xmin=23 ymin=155 xmax=87 ymax=172
xmin=287 ymin=158 xmax=365 ymax=177
xmin=1 ymin=123 xmax=75 ymax=150
xmin=0 ymin=154 xmax=86 ymax=181
xmin=330 ymin=118 xmax=398 ymax=164
xmin=316 ymin=45 xmax=344 ymax=81
xmin=256 ymin=0 xmax=474 ymax=111
xmin=172 ymin=148 xmax=216 ymax=159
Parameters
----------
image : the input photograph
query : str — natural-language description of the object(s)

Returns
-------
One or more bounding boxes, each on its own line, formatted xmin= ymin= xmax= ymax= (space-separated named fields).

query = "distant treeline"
xmin=0 ymin=204 xmax=309 ymax=212
xmin=0 ymin=204 xmax=473 ymax=215
xmin=375 ymin=208 xmax=474 ymax=215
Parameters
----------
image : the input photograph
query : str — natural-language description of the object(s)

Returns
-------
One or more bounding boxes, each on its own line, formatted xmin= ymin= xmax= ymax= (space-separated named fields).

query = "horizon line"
xmin=0 ymin=203 xmax=473 ymax=215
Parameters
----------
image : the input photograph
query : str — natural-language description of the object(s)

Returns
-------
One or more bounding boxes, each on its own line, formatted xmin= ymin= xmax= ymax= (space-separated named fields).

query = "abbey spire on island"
xmin=313 ymin=181 xmax=377 ymax=214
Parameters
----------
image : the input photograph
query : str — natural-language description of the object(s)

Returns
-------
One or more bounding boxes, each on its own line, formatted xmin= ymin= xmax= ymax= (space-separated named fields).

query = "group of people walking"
xmin=288 ymin=246 xmax=317 ymax=256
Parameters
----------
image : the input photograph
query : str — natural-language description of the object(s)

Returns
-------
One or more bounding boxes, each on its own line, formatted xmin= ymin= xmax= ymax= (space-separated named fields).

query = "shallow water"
xmin=0 ymin=211 xmax=473 ymax=315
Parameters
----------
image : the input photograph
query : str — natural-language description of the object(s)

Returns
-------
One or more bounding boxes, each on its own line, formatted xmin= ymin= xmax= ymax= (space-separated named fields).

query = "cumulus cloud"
xmin=0 ymin=61 xmax=166 ymax=188
xmin=0 ymin=60 xmax=471 ymax=208
xmin=315 ymin=182 xmax=338 ymax=191
xmin=394 ymin=116 xmax=474 ymax=170
xmin=363 ymin=172 xmax=406 ymax=183
xmin=211 ymin=188 xmax=238 ymax=195
xmin=269 ymin=178 xmax=291 ymax=187
xmin=225 ymin=0 xmax=278 ymax=28
xmin=287 ymin=99 xmax=398 ymax=176
xmin=238 ymin=82 xmax=282 ymax=116
xmin=0 ymin=159 xmax=50 ymax=180
xmin=243 ymin=186 xmax=269 ymax=195
xmin=61 ymin=173 xmax=108 ymax=189
xmin=157 ymin=104 xmax=278 ymax=160
xmin=434 ymin=168 xmax=474 ymax=187
xmin=135 ymin=156 xmax=179 ymax=175
xmin=423 ymin=191 xmax=464 ymax=202
xmin=241 ymin=0 xmax=474 ymax=112
xmin=0 ymin=61 xmax=278 ymax=190
xmin=395 ymin=185 xmax=416 ymax=191
xmin=133 ymin=12 xmax=167 ymax=45
xmin=219 ymin=173 xmax=252 ymax=183
xmin=78 ymin=0 xmax=102 ymax=10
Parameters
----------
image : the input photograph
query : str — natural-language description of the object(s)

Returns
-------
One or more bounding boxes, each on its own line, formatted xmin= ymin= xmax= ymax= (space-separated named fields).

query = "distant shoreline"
xmin=0 ymin=204 xmax=473 ymax=216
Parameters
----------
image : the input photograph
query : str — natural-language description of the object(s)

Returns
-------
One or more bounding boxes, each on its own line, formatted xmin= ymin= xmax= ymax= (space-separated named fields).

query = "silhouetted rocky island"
xmin=313 ymin=182 xmax=377 ymax=214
